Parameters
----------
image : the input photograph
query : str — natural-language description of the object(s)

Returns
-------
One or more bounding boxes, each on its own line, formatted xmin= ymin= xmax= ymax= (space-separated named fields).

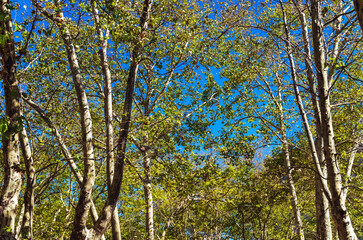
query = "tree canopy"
xmin=0 ymin=0 xmax=362 ymax=239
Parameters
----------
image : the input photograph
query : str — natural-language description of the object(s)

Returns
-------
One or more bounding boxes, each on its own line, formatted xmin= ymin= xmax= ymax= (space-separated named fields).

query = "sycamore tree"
xmin=218 ymin=0 xmax=363 ymax=239
xmin=282 ymin=1 xmax=362 ymax=238
xmin=0 ymin=0 xmax=230 ymax=239
xmin=0 ymin=1 xmax=37 ymax=239
xmin=1 ymin=0 xmax=363 ymax=239
xmin=218 ymin=26 xmax=307 ymax=240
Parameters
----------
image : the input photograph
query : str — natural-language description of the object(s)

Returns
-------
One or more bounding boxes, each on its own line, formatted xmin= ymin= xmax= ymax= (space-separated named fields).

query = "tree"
xmin=354 ymin=0 xmax=363 ymax=33
xmin=0 ymin=1 xmax=23 ymax=238
xmin=218 ymin=0 xmax=363 ymax=239
xmin=1 ymin=0 xmax=362 ymax=239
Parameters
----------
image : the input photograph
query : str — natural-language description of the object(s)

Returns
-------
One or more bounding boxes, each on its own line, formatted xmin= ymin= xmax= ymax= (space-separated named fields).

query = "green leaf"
xmin=0 ymin=117 xmax=8 ymax=134
xmin=0 ymin=34 xmax=8 ymax=45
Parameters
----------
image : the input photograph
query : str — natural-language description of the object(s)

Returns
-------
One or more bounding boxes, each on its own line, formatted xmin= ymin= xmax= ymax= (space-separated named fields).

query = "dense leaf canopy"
xmin=0 ymin=0 xmax=362 ymax=239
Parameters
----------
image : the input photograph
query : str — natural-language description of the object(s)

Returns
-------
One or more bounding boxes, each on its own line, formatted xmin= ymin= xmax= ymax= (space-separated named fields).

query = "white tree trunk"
xmin=293 ymin=1 xmax=333 ymax=237
xmin=19 ymin=124 xmax=35 ymax=240
xmin=142 ymin=151 xmax=154 ymax=240
xmin=87 ymin=1 xmax=153 ymax=238
xmin=275 ymin=56 xmax=305 ymax=239
xmin=91 ymin=2 xmax=122 ymax=239
xmin=23 ymin=97 xmax=106 ymax=240
xmin=311 ymin=0 xmax=357 ymax=239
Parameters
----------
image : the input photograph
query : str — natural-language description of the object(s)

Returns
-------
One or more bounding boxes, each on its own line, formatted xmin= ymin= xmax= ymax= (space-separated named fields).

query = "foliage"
xmin=0 ymin=0 xmax=362 ymax=239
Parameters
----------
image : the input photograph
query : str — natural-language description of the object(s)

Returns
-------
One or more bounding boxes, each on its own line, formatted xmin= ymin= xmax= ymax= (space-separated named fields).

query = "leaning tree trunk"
xmin=30 ymin=0 xmax=153 ymax=238
xmin=23 ymin=97 xmax=106 ymax=240
xmin=37 ymin=0 xmax=97 ymax=237
xmin=279 ymin=110 xmax=305 ymax=240
xmin=0 ymin=1 xmax=23 ymax=238
xmin=275 ymin=55 xmax=305 ymax=239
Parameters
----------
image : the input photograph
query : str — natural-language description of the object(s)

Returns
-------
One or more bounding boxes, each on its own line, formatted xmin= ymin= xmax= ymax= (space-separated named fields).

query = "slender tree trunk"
xmin=315 ymin=172 xmax=332 ymax=240
xmin=88 ymin=1 xmax=153 ymax=238
xmin=15 ymin=204 xmax=24 ymax=239
xmin=161 ymin=216 xmax=173 ymax=240
xmin=293 ymin=1 xmax=333 ymax=238
xmin=281 ymin=118 xmax=305 ymax=240
xmin=140 ymin=66 xmax=154 ymax=240
xmin=281 ymin=1 xmax=336 ymax=238
xmin=0 ymin=1 xmax=23 ymax=238
xmin=91 ymin=2 xmax=122 ymax=239
xmin=315 ymin=135 xmax=332 ymax=240
xmin=293 ymin=2 xmax=332 ymax=237
xmin=275 ymin=66 xmax=305 ymax=240
xmin=23 ymin=97 xmax=106 ymax=240
xmin=342 ymin=137 xmax=361 ymax=202
xmin=280 ymin=4 xmax=333 ymax=226
xmin=31 ymin=0 xmax=98 ymax=234
xmin=160 ymin=196 xmax=191 ymax=240
xmin=142 ymin=150 xmax=154 ymax=240
xmin=310 ymin=1 xmax=357 ymax=239
xmin=43 ymin=0 xmax=97 ymax=237
xmin=19 ymin=124 xmax=35 ymax=240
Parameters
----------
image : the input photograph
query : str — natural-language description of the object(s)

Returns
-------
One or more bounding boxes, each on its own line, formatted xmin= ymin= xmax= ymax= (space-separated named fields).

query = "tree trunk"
xmin=0 ymin=1 xmax=23 ymax=238
xmin=142 ymin=151 xmax=154 ymax=240
xmin=15 ymin=204 xmax=24 ymax=239
xmin=280 ymin=119 xmax=305 ymax=240
xmin=42 ymin=0 xmax=97 ymax=237
xmin=23 ymin=97 xmax=106 ymax=240
xmin=315 ymin=131 xmax=332 ymax=240
xmin=88 ymin=1 xmax=153 ymax=238
xmin=315 ymin=173 xmax=332 ymax=240
xmin=91 ymin=2 xmax=122 ymax=239
xmin=19 ymin=124 xmax=35 ymax=240
xmin=310 ymin=0 xmax=357 ymax=239
xmin=293 ymin=1 xmax=333 ymax=238
xmin=275 ymin=60 xmax=305 ymax=240
xmin=353 ymin=0 xmax=363 ymax=34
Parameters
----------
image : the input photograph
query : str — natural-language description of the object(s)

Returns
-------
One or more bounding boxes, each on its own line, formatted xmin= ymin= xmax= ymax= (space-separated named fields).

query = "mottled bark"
xmin=15 ymin=204 xmax=24 ymax=239
xmin=342 ymin=137 xmax=361 ymax=202
xmin=281 ymin=114 xmax=305 ymax=240
xmin=0 ymin=1 xmax=23 ymax=238
xmin=279 ymin=2 xmax=336 ymax=222
xmin=142 ymin=150 xmax=154 ymax=240
xmin=23 ymin=97 xmax=105 ymax=240
xmin=314 ymin=131 xmax=332 ymax=240
xmin=315 ymin=173 xmax=332 ymax=240
xmin=19 ymin=125 xmax=35 ymax=240
xmin=45 ymin=0 xmax=97 ymax=237
xmin=91 ymin=2 xmax=121 ymax=239
xmin=88 ymin=1 xmax=153 ymax=239
xmin=311 ymin=0 xmax=357 ymax=239
xmin=31 ymin=0 xmax=97 ymax=235
xmin=293 ymin=1 xmax=333 ymax=238
xmin=138 ymin=63 xmax=155 ymax=240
